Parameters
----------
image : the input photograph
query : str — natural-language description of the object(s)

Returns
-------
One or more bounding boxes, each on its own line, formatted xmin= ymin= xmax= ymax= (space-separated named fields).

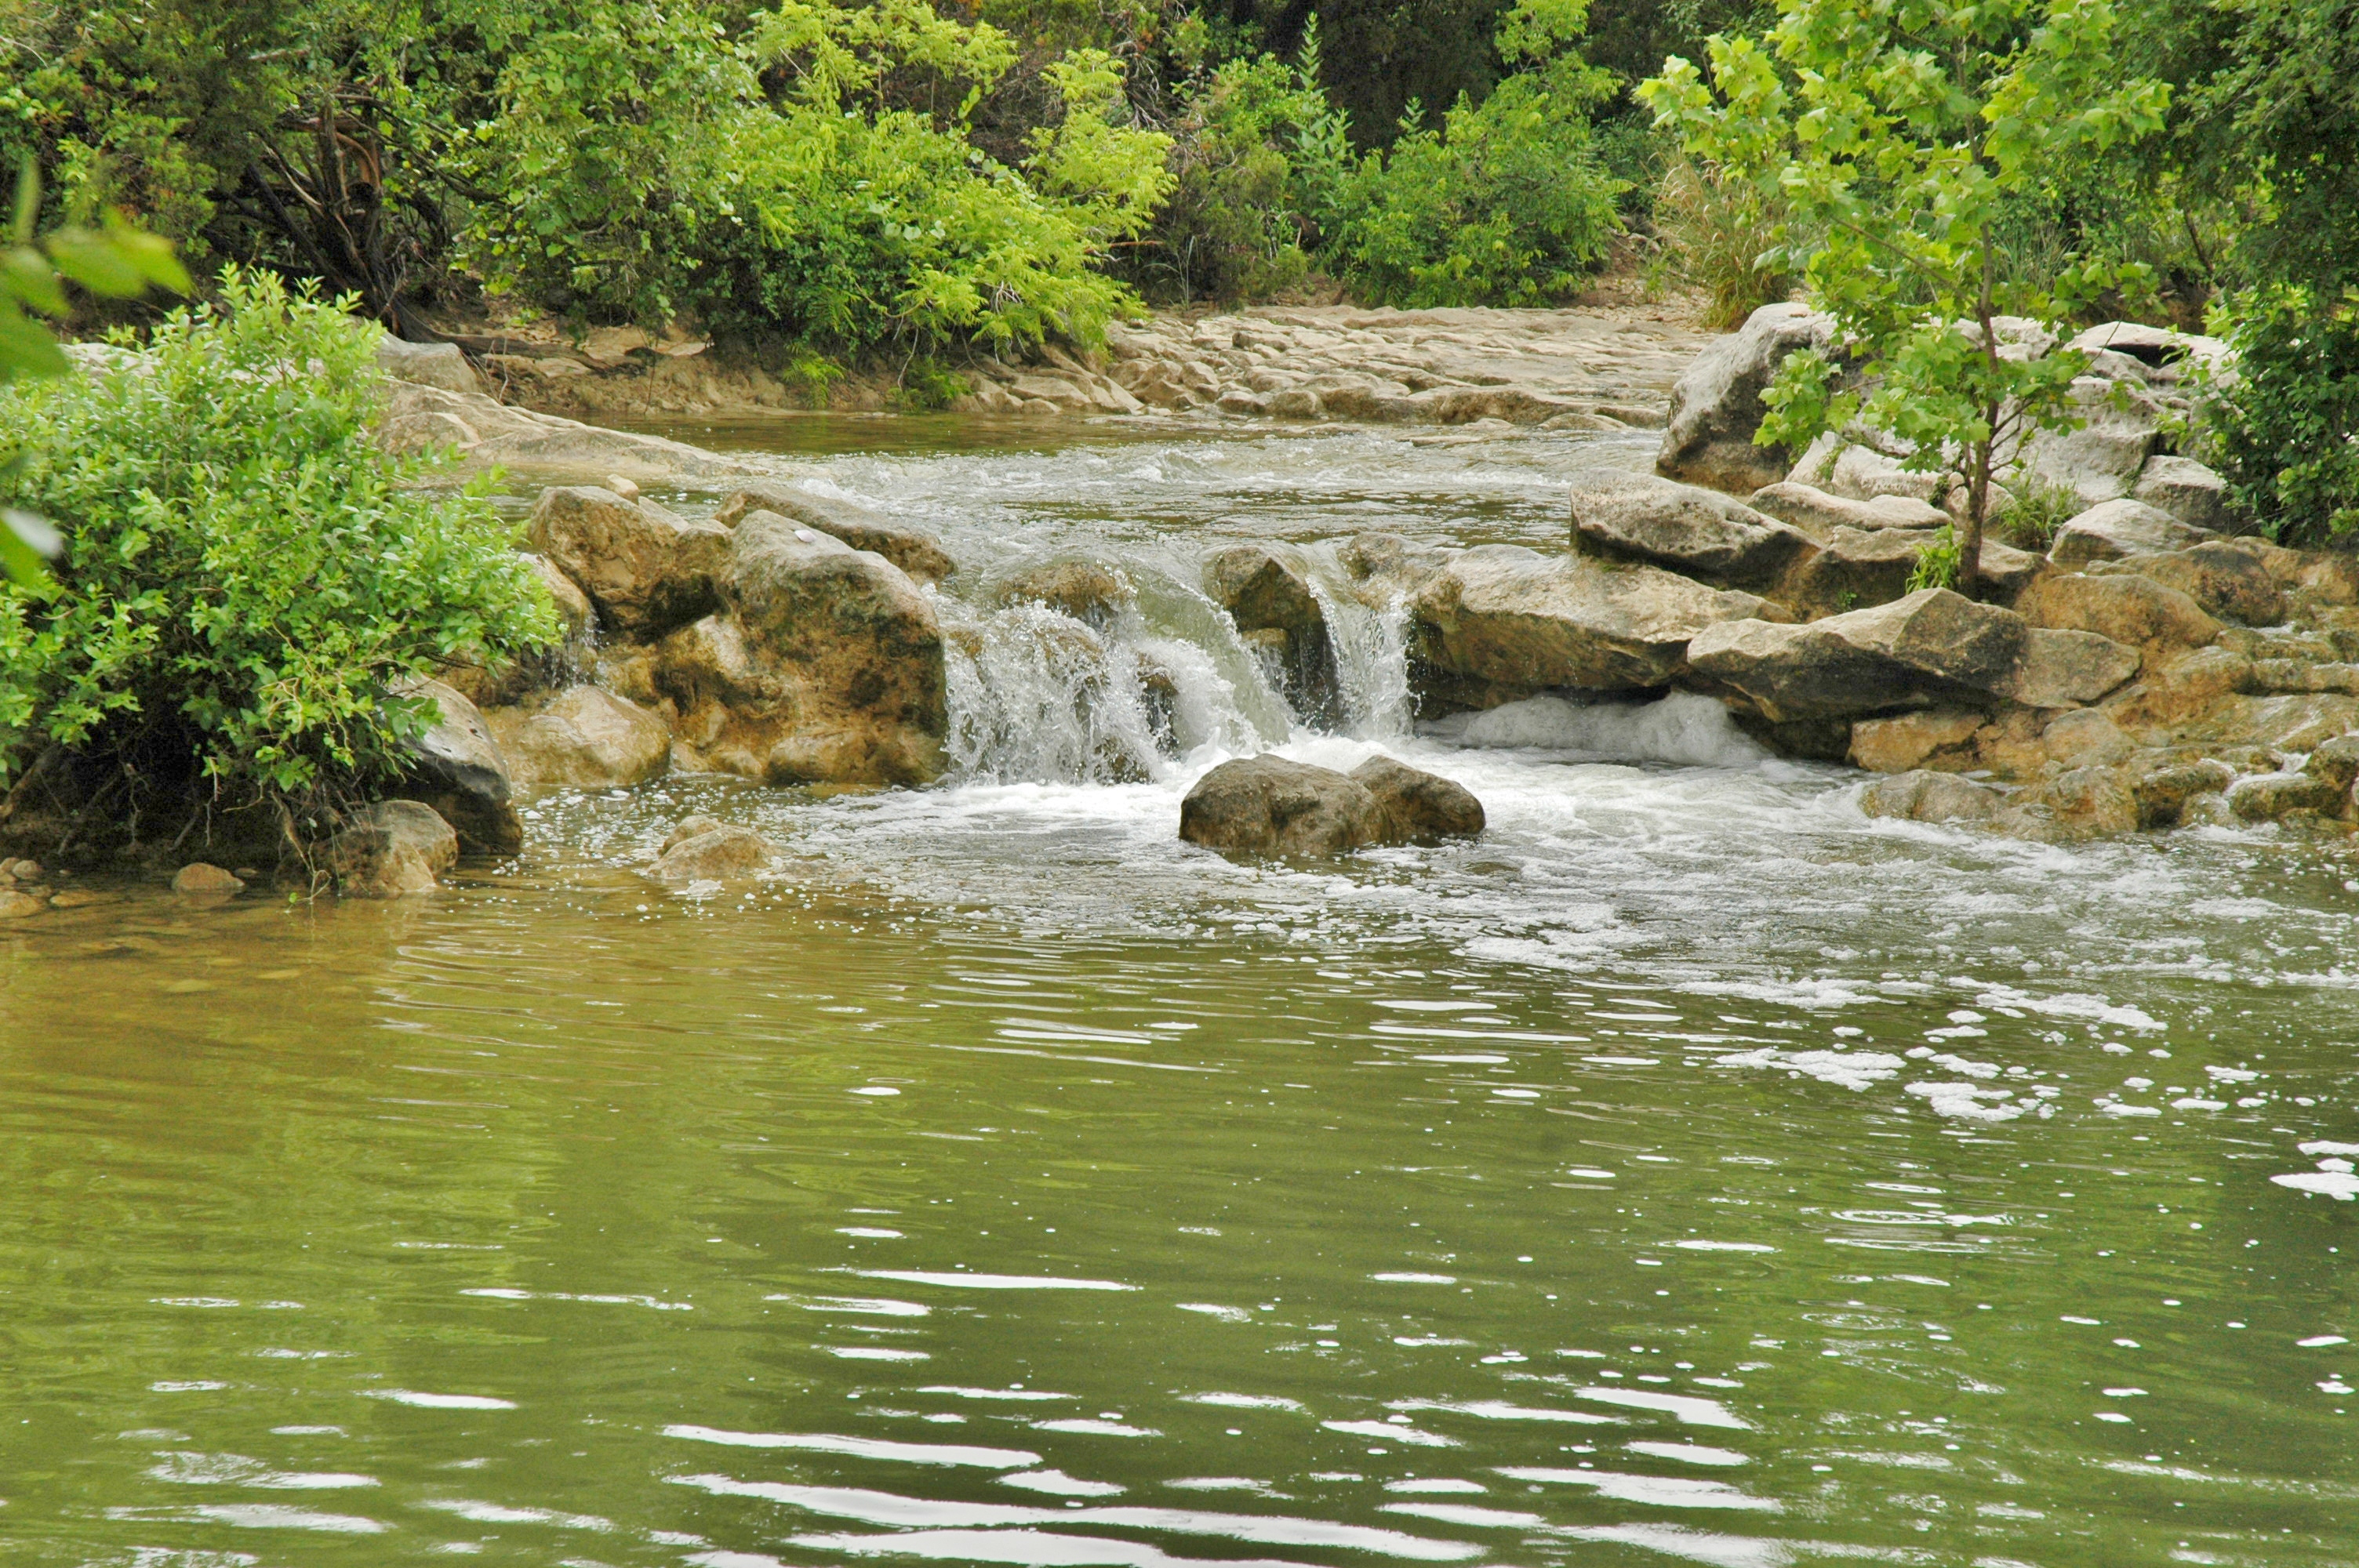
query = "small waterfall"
xmin=1307 ymin=575 xmax=1414 ymax=742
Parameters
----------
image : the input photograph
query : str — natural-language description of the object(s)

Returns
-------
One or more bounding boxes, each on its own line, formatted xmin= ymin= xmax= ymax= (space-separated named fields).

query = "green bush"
xmin=1992 ymin=475 xmax=2084 ymax=554
xmin=1650 ymin=151 xmax=1794 ymax=329
xmin=0 ymin=271 xmax=557 ymax=825
xmin=1321 ymin=0 xmax=1623 ymax=308
xmin=2197 ymin=294 xmax=2359 ymax=548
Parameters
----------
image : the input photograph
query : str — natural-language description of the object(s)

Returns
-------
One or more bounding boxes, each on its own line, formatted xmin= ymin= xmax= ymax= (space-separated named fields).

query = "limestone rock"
xmin=993 ymin=561 xmax=1136 ymax=633
xmin=711 ymin=483 xmax=956 ymax=585
xmin=1685 ymin=589 xmax=2028 ymax=723
xmin=528 ymin=485 xmax=730 ymax=639
xmin=2124 ymin=751 xmax=2236 ymax=828
xmin=325 ymin=800 xmax=459 ymax=897
xmin=2017 ymin=378 xmax=2168 ymax=505
xmin=1747 ymin=482 xmax=1950 ymax=540
xmin=652 ymin=824 xmax=776 ymax=885
xmin=172 ymin=862 xmax=245 ymax=895
xmin=1859 ymin=770 xmax=2002 ymax=822
xmin=1206 ymin=546 xmax=1339 ymax=723
xmin=2131 ymin=456 xmax=2233 ymax=534
xmin=2104 ymin=541 xmax=2285 ymax=627
xmin=2304 ymin=734 xmax=2359 ymax=793
xmin=674 ymin=514 xmax=947 ymax=786
xmin=2106 ymin=645 xmax=2254 ymax=732
xmin=2048 ymin=498 xmax=2214 ymax=568
xmin=1657 ymin=303 xmax=1834 ymax=493
xmin=2038 ymin=708 xmax=2136 ymax=770
xmin=2228 ymin=771 xmax=2347 ymax=822
xmin=389 ymin=677 xmax=523 ymax=855
xmin=660 ymin=815 xmax=726 ymax=853
xmin=376 ymin=338 xmax=484 ymax=397
xmin=1567 ymin=467 xmax=1817 ymax=590
xmin=2004 ymin=628 xmax=2141 ymax=710
xmin=1772 ymin=525 xmax=1924 ymax=621
xmin=2066 ymin=321 xmax=2230 ymax=369
xmin=489 ymin=685 xmax=671 ymax=787
xmin=1349 ymin=756 xmax=1485 ymax=841
xmin=0 ymin=888 xmax=43 ymax=918
xmin=2009 ymin=765 xmax=2141 ymax=839
xmin=1180 ymin=756 xmax=1385 ymax=856
xmin=1412 ymin=546 xmax=1772 ymax=709
xmin=1848 ymin=708 xmax=1983 ymax=773
xmin=1341 ymin=533 xmax=1453 ymax=608
xmin=2016 ymin=572 xmax=2223 ymax=655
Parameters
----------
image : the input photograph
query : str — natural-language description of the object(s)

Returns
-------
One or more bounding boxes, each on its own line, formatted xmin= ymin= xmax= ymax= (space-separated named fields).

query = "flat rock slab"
xmin=1568 ymin=467 xmax=1816 ymax=590
xmin=1688 ymin=589 xmax=2031 ymax=722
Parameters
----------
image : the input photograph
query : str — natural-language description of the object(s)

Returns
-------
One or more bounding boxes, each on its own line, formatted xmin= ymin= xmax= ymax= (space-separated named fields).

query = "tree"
xmin=1641 ymin=0 xmax=2168 ymax=597
xmin=0 ymin=161 xmax=189 ymax=583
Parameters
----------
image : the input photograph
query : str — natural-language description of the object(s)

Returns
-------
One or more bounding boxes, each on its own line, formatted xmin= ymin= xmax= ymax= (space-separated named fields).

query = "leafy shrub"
xmin=1142 ymin=34 xmax=1354 ymax=302
xmin=1993 ymin=475 xmax=2083 ymax=553
xmin=453 ymin=0 xmax=1172 ymax=354
xmin=2197 ymin=295 xmax=2359 ymax=548
xmin=1650 ymin=151 xmax=1795 ymax=329
xmin=1321 ymin=0 xmax=1623 ymax=308
xmin=0 ymin=272 xmax=557 ymax=829
xmin=1906 ymin=525 xmax=1961 ymax=594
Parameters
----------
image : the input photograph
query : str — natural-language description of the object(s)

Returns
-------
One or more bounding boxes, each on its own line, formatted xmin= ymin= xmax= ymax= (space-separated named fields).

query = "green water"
xmin=6 ymin=423 xmax=2359 ymax=1568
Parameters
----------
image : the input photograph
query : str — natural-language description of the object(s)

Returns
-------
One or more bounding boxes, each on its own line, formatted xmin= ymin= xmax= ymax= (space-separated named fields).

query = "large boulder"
xmin=711 ymin=482 xmax=956 ymax=585
xmin=2048 ymin=498 xmax=2214 ymax=568
xmin=1657 ymin=303 xmax=1834 ymax=493
xmin=390 ymin=677 xmax=523 ymax=855
xmin=1567 ymin=467 xmax=1817 ymax=590
xmin=2015 ymin=378 xmax=2168 ymax=506
xmin=1180 ymin=756 xmax=1386 ymax=855
xmin=488 ymin=685 xmax=671 ymax=787
xmin=1205 ymin=545 xmax=1340 ymax=724
xmin=376 ymin=338 xmax=484 ymax=397
xmin=2008 ymin=629 xmax=2142 ymax=710
xmin=325 ymin=800 xmax=459 ymax=898
xmin=1686 ymin=589 xmax=2030 ymax=722
xmin=656 ymin=514 xmax=947 ymax=786
xmin=528 ymin=485 xmax=730 ymax=639
xmin=2101 ymin=541 xmax=2285 ymax=627
xmin=1411 ymin=546 xmax=1772 ymax=710
xmin=1349 ymin=756 xmax=1485 ymax=841
xmin=2130 ymin=456 xmax=2233 ymax=534
xmin=2016 ymin=571 xmax=2224 ymax=656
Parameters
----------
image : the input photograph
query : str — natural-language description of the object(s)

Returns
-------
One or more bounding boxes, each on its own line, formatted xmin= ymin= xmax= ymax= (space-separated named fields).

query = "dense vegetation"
xmin=0 ymin=274 xmax=555 ymax=843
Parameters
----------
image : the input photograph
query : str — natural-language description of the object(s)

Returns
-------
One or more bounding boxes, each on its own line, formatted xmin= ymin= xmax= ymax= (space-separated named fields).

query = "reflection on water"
xmin=6 ymin=418 xmax=2359 ymax=1567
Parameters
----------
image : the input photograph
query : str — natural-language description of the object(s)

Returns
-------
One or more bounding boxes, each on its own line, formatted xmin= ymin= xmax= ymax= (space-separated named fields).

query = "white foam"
xmin=1429 ymin=692 xmax=1769 ymax=768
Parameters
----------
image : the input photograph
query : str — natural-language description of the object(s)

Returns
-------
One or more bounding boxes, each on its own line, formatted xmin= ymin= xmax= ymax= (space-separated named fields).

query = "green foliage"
xmin=0 ymin=270 xmax=557 ymax=813
xmin=894 ymin=355 xmax=971 ymax=411
xmin=1321 ymin=0 xmax=1623 ymax=308
xmin=1906 ymin=524 xmax=1961 ymax=593
xmin=1142 ymin=27 xmax=1354 ymax=302
xmin=451 ymin=0 xmax=1171 ymax=354
xmin=1649 ymin=151 xmax=1794 ymax=329
xmin=1642 ymin=0 xmax=2168 ymax=595
xmin=2195 ymin=293 xmax=2359 ymax=548
xmin=1993 ymin=474 xmax=2082 ymax=553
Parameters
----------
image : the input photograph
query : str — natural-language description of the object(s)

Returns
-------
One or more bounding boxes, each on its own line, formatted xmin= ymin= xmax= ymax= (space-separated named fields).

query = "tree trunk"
xmin=1957 ymin=437 xmax=1989 ymax=601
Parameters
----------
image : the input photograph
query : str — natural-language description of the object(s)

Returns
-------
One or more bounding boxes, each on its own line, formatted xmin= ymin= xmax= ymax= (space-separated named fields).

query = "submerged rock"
xmin=326 ymin=800 xmax=459 ymax=897
xmin=172 ymin=862 xmax=245 ymax=895
xmin=652 ymin=823 xmax=776 ymax=885
xmin=1180 ymin=756 xmax=1385 ymax=856
xmin=1349 ymin=756 xmax=1486 ymax=841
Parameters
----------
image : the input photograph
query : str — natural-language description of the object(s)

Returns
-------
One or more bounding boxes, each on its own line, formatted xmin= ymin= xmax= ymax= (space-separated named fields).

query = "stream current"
xmin=5 ymin=416 xmax=2359 ymax=1567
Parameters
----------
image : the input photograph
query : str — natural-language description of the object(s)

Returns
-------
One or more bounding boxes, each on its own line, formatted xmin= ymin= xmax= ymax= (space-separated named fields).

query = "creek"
xmin=4 ymin=416 xmax=2357 ymax=1567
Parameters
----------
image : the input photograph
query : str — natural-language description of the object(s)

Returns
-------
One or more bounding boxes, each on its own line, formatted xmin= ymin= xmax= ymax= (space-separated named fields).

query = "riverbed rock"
xmin=1349 ymin=756 xmax=1486 ymax=841
xmin=1411 ymin=546 xmax=1773 ymax=711
xmin=1859 ymin=770 xmax=2003 ymax=822
xmin=2303 ymin=735 xmax=2359 ymax=793
xmin=1686 ymin=589 xmax=2029 ymax=723
xmin=489 ymin=685 xmax=672 ymax=787
xmin=325 ymin=800 xmax=459 ymax=897
xmin=651 ymin=823 xmax=776 ymax=885
xmin=172 ymin=862 xmax=245 ymax=895
xmin=665 ymin=514 xmax=947 ymax=786
xmin=376 ymin=337 xmax=484 ymax=397
xmin=1179 ymin=756 xmax=1386 ymax=856
xmin=2048 ymin=498 xmax=2214 ymax=568
xmin=2227 ymin=769 xmax=2347 ymax=823
xmin=1848 ymin=707 xmax=1985 ymax=773
xmin=2005 ymin=764 xmax=2142 ymax=840
xmin=2122 ymin=751 xmax=2237 ymax=827
xmin=1341 ymin=533 xmax=1453 ymax=608
xmin=2099 ymin=541 xmax=2285 ymax=627
xmin=993 ymin=561 xmax=1137 ymax=633
xmin=1746 ymin=482 xmax=1950 ymax=540
xmin=1568 ymin=467 xmax=1817 ymax=590
xmin=1206 ymin=545 xmax=1341 ymax=724
xmin=389 ymin=678 xmax=523 ymax=855
xmin=529 ymin=485 xmax=731 ymax=639
xmin=712 ymin=483 xmax=957 ymax=585
xmin=1656 ymin=303 xmax=1834 ymax=493
xmin=0 ymin=887 xmax=42 ymax=918
xmin=2130 ymin=456 xmax=2233 ymax=534
xmin=2015 ymin=571 xmax=2224 ymax=656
